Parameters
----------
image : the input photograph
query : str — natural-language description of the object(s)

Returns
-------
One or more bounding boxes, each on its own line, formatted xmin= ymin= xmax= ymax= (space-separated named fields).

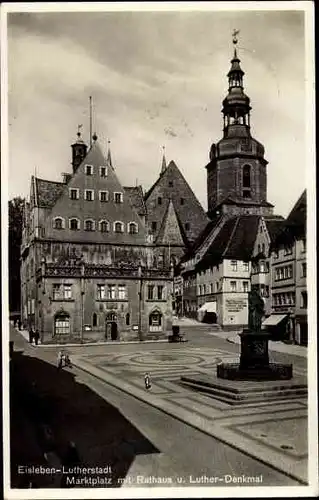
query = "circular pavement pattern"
xmin=129 ymin=352 xmax=204 ymax=366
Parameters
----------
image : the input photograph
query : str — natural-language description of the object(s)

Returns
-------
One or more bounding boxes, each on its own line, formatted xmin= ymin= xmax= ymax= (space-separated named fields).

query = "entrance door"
xmin=105 ymin=312 xmax=118 ymax=340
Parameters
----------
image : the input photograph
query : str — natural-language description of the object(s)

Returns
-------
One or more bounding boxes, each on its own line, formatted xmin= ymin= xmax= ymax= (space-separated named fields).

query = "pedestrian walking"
xmin=57 ymin=350 xmax=64 ymax=370
xmin=144 ymin=372 xmax=152 ymax=390
xmin=34 ymin=330 xmax=40 ymax=346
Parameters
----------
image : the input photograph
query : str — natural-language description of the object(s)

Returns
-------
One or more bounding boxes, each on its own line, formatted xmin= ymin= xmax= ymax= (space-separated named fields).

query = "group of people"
xmin=28 ymin=328 xmax=40 ymax=345
xmin=57 ymin=350 xmax=72 ymax=370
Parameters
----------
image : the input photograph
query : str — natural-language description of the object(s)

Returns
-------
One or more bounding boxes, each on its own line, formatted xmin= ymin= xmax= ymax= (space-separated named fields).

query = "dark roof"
xmin=264 ymin=217 xmax=285 ymax=241
xmin=35 ymin=177 xmax=65 ymax=208
xmin=156 ymin=199 xmax=189 ymax=247
xmin=198 ymin=215 xmax=260 ymax=268
xmin=181 ymin=215 xmax=223 ymax=262
xmin=124 ymin=185 xmax=147 ymax=216
xmin=272 ymin=190 xmax=306 ymax=247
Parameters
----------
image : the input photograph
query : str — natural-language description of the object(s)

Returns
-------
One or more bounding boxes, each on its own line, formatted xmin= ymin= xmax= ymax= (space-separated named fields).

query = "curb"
xmin=72 ymin=358 xmax=307 ymax=485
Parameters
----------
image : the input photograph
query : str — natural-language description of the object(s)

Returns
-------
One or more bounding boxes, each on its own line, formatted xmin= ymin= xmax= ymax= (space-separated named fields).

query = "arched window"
xmin=92 ymin=312 xmax=98 ymax=327
xmin=114 ymin=221 xmax=124 ymax=233
xmin=99 ymin=220 xmax=109 ymax=233
xmin=126 ymin=312 xmax=130 ymax=326
xmin=243 ymin=164 xmax=251 ymax=188
xmin=53 ymin=217 xmax=64 ymax=230
xmin=69 ymin=218 xmax=79 ymax=230
xmin=84 ymin=219 xmax=95 ymax=231
xmin=128 ymin=222 xmax=138 ymax=234
xmin=149 ymin=310 xmax=163 ymax=332
xmin=54 ymin=313 xmax=70 ymax=336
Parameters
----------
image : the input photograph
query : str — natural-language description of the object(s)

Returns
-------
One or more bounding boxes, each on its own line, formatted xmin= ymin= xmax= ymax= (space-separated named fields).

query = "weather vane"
xmin=232 ymin=29 xmax=240 ymax=45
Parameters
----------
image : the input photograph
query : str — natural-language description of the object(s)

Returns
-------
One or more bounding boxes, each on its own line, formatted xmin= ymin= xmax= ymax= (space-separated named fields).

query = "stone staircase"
xmin=180 ymin=374 xmax=308 ymax=405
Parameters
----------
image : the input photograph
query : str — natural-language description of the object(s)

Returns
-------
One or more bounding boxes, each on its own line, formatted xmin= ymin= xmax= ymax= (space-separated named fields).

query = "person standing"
xmin=144 ymin=372 xmax=151 ymax=390
xmin=57 ymin=351 xmax=64 ymax=370
xmin=34 ymin=330 xmax=40 ymax=346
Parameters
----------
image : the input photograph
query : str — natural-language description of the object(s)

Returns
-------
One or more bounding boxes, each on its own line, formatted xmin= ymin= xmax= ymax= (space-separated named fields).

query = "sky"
xmin=6 ymin=5 xmax=309 ymax=217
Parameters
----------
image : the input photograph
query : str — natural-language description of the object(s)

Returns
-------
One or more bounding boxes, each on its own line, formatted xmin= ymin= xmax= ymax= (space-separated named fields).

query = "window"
xmin=243 ymin=262 xmax=249 ymax=272
xmin=151 ymin=221 xmax=157 ymax=233
xmin=302 ymin=263 xmax=306 ymax=277
xmin=69 ymin=188 xmax=79 ymax=200
xmin=230 ymin=281 xmax=237 ymax=292
xmin=97 ymin=285 xmax=106 ymax=299
xmin=242 ymin=281 xmax=249 ymax=293
xmin=85 ymin=189 xmax=94 ymax=201
xmin=149 ymin=311 xmax=162 ymax=331
xmin=63 ymin=285 xmax=72 ymax=300
xmin=69 ymin=218 xmax=79 ymax=230
xmin=180 ymin=198 xmax=185 ymax=205
xmin=261 ymin=243 xmax=265 ymax=254
xmin=53 ymin=217 xmax=64 ymax=230
xmin=301 ymin=291 xmax=307 ymax=309
xmin=99 ymin=220 xmax=109 ymax=233
xmin=114 ymin=192 xmax=123 ymax=203
xmin=260 ymin=262 xmax=266 ymax=273
xmin=118 ymin=285 xmax=126 ymax=300
xmin=107 ymin=285 xmax=116 ymax=299
xmin=92 ymin=313 xmax=98 ymax=327
xmin=100 ymin=166 xmax=108 ymax=177
xmin=128 ymin=222 xmax=138 ymax=234
xmin=147 ymin=285 xmax=154 ymax=300
xmin=99 ymin=191 xmax=109 ymax=202
xmin=52 ymin=284 xmax=60 ymax=300
xmin=126 ymin=313 xmax=130 ymax=326
xmin=185 ymin=223 xmax=190 ymax=231
xmin=54 ymin=314 xmax=70 ymax=336
xmin=168 ymin=181 xmax=173 ymax=187
xmin=114 ymin=221 xmax=124 ymax=233
xmin=85 ymin=219 xmax=95 ymax=231
xmin=157 ymin=285 xmax=164 ymax=300
xmin=85 ymin=164 xmax=93 ymax=175
xmin=231 ymin=261 xmax=237 ymax=271
xmin=242 ymin=164 xmax=251 ymax=188
xmin=158 ymin=197 xmax=162 ymax=205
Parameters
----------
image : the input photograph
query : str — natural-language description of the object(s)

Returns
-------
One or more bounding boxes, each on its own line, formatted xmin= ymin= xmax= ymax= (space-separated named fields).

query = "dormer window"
xmin=114 ymin=192 xmax=123 ymax=204
xmin=85 ymin=164 xmax=93 ymax=175
xmin=158 ymin=197 xmax=162 ymax=205
xmin=69 ymin=218 xmax=80 ymax=230
xmin=53 ymin=217 xmax=65 ymax=230
xmin=114 ymin=221 xmax=124 ymax=233
xmin=128 ymin=222 xmax=138 ymax=234
xmin=69 ymin=188 xmax=79 ymax=200
xmin=99 ymin=220 xmax=109 ymax=233
xmin=100 ymin=166 xmax=108 ymax=177
xmin=84 ymin=219 xmax=95 ymax=231
xmin=85 ymin=189 xmax=94 ymax=201
xmin=169 ymin=181 xmax=173 ymax=187
xmin=185 ymin=222 xmax=190 ymax=231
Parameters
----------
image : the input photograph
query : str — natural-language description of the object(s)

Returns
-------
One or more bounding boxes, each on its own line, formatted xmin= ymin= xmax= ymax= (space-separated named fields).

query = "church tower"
xmin=206 ymin=32 xmax=273 ymax=219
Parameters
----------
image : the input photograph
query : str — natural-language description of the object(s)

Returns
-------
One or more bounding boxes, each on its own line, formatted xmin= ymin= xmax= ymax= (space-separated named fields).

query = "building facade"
xmin=21 ymin=135 xmax=174 ymax=343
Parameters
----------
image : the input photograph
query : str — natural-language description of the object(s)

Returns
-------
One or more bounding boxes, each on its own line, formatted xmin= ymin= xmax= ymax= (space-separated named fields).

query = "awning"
xmin=262 ymin=314 xmax=288 ymax=326
xmin=198 ymin=302 xmax=217 ymax=313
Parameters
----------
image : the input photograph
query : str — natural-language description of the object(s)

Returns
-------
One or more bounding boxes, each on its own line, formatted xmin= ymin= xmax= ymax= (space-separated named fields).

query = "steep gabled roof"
xmin=156 ymin=199 xmax=188 ymax=246
xmin=34 ymin=177 xmax=65 ymax=208
xmin=264 ymin=216 xmax=285 ymax=242
xmin=124 ymin=186 xmax=147 ymax=216
xmin=198 ymin=215 xmax=260 ymax=268
xmin=272 ymin=190 xmax=306 ymax=247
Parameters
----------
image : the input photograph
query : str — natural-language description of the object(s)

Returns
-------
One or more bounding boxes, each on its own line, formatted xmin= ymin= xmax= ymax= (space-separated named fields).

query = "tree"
xmin=9 ymin=197 xmax=24 ymax=313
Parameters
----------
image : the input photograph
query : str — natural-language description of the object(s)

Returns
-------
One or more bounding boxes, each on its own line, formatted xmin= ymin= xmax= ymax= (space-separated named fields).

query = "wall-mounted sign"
xmin=226 ymin=298 xmax=247 ymax=313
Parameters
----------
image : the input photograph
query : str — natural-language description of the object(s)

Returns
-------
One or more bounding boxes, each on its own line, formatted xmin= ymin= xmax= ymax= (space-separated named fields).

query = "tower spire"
xmin=161 ymin=146 xmax=167 ymax=175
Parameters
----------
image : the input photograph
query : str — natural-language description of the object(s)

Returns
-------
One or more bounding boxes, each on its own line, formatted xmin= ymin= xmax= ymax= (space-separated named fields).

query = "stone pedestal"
xmin=239 ymin=329 xmax=270 ymax=370
xmin=216 ymin=328 xmax=293 ymax=381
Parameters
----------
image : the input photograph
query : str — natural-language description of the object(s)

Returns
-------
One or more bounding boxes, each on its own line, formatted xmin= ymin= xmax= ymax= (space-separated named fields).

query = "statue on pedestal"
xmin=248 ymin=289 xmax=265 ymax=333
